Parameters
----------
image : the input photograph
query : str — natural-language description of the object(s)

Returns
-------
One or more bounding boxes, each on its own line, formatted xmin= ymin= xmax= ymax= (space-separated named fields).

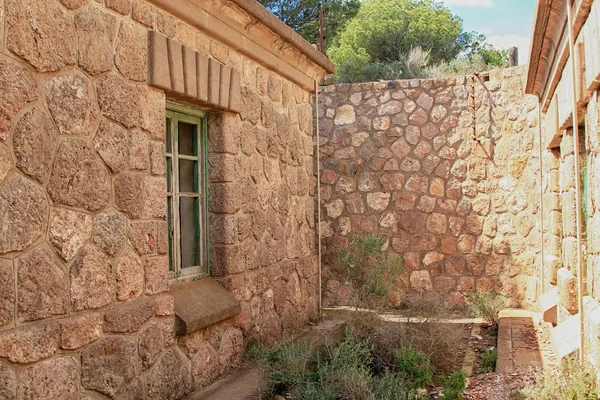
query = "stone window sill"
xmin=170 ymin=277 xmax=240 ymax=336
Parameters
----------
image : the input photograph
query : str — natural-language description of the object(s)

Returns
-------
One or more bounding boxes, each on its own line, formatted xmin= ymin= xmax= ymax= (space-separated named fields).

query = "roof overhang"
xmin=526 ymin=0 xmax=593 ymax=111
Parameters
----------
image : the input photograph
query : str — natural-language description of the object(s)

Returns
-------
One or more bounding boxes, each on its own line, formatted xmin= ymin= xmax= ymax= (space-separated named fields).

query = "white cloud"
xmin=444 ymin=0 xmax=493 ymax=7
xmin=486 ymin=34 xmax=531 ymax=65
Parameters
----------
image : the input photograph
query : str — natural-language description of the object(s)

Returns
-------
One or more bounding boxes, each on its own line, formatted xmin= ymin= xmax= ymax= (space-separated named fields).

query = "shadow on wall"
xmin=317 ymin=66 xmax=542 ymax=310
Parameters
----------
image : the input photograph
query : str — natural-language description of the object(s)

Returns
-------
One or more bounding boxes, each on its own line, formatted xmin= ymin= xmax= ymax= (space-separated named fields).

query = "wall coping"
xmin=147 ymin=0 xmax=335 ymax=91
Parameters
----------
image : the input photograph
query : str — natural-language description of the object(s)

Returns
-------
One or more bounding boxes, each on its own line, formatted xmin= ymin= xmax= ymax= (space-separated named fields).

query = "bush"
xmin=394 ymin=347 xmax=435 ymax=389
xmin=477 ymin=347 xmax=497 ymax=374
xmin=523 ymin=356 xmax=600 ymax=399
xmin=337 ymin=234 xmax=404 ymax=310
xmin=440 ymin=370 xmax=467 ymax=400
xmin=469 ymin=292 xmax=504 ymax=325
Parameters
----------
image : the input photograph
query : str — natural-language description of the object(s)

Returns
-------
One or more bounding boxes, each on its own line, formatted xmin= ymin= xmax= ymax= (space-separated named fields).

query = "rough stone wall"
xmin=0 ymin=0 xmax=318 ymax=398
xmin=318 ymin=66 xmax=541 ymax=308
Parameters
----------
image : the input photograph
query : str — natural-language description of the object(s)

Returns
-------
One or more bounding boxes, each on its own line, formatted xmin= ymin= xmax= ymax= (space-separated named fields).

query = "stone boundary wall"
xmin=0 ymin=0 xmax=319 ymax=398
xmin=318 ymin=66 xmax=542 ymax=309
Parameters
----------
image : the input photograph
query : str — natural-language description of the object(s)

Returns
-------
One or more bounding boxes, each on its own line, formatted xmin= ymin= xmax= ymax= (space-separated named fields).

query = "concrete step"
xmin=549 ymin=313 xmax=580 ymax=361
xmin=497 ymin=309 xmax=544 ymax=373
xmin=539 ymin=286 xmax=558 ymax=325
xmin=185 ymin=367 xmax=265 ymax=400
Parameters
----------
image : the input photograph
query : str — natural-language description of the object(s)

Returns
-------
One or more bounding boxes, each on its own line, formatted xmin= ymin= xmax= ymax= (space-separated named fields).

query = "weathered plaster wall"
xmin=318 ymin=66 xmax=542 ymax=309
xmin=0 ymin=0 xmax=318 ymax=398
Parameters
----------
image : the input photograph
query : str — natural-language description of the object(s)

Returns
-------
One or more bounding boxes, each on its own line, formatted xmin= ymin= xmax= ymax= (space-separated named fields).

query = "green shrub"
xmin=469 ymin=292 xmax=504 ymax=325
xmin=394 ymin=347 xmax=435 ymax=389
xmin=523 ymin=356 xmax=600 ymax=400
xmin=440 ymin=370 xmax=467 ymax=400
xmin=338 ymin=234 xmax=404 ymax=309
xmin=477 ymin=347 xmax=497 ymax=374
xmin=247 ymin=340 xmax=313 ymax=395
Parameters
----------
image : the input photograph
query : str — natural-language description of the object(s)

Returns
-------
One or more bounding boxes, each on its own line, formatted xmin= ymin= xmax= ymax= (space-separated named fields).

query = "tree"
xmin=328 ymin=0 xmax=507 ymax=82
xmin=257 ymin=0 xmax=360 ymax=51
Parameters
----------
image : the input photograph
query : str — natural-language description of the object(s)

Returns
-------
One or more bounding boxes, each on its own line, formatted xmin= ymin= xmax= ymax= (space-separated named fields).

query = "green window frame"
xmin=165 ymin=103 xmax=209 ymax=279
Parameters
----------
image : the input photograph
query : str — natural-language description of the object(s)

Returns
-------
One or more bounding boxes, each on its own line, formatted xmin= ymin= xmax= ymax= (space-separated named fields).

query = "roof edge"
xmin=229 ymin=0 xmax=335 ymax=74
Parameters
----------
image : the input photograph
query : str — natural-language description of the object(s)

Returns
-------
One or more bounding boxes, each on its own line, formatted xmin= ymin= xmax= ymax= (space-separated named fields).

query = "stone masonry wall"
xmin=0 ymin=0 xmax=318 ymax=398
xmin=318 ymin=66 xmax=542 ymax=309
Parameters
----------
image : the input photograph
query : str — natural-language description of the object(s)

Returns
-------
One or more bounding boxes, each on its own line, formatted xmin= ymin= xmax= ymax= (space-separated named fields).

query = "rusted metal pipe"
xmin=565 ymin=0 xmax=586 ymax=366
xmin=315 ymin=79 xmax=323 ymax=316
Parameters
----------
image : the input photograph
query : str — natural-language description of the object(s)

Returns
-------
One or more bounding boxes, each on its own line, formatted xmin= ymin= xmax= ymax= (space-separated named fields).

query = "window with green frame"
xmin=165 ymin=103 xmax=209 ymax=279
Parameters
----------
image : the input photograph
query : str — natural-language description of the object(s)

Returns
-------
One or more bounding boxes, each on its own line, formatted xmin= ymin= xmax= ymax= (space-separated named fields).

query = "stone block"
xmin=147 ymin=349 xmax=192 ymax=400
xmin=0 ymin=322 xmax=59 ymax=363
xmin=106 ymin=0 xmax=132 ymax=15
xmin=104 ymin=297 xmax=154 ymax=333
xmin=114 ymin=173 xmax=144 ymax=219
xmin=45 ymin=72 xmax=97 ymax=137
xmin=92 ymin=209 xmax=128 ymax=257
xmin=148 ymin=30 xmax=171 ymax=90
xmin=220 ymin=65 xmax=232 ymax=109
xmin=17 ymin=244 xmax=68 ymax=322
xmin=410 ymin=271 xmax=433 ymax=292
xmin=132 ymin=0 xmax=155 ymax=27
xmin=139 ymin=321 xmax=165 ymax=370
xmin=209 ymin=58 xmax=222 ymax=105
xmin=60 ymin=313 xmax=103 ymax=350
xmin=167 ymin=39 xmax=184 ymax=93
xmin=0 ymin=363 xmax=16 ymax=399
xmin=48 ymin=208 xmax=92 ymax=261
xmin=115 ymin=21 xmax=147 ymax=82
xmin=0 ymin=259 xmax=14 ymax=328
xmin=183 ymin=45 xmax=198 ymax=98
xmin=12 ymin=107 xmax=58 ymax=184
xmin=116 ymin=246 xmax=144 ymax=301
xmin=539 ymin=286 xmax=558 ymax=324
xmin=96 ymin=73 xmax=140 ymax=128
xmin=75 ymin=6 xmax=116 ymax=75
xmin=557 ymin=267 xmax=578 ymax=314
xmin=70 ymin=244 xmax=114 ymax=311
xmin=18 ymin=356 xmax=78 ymax=400
xmin=6 ymin=0 xmax=76 ymax=72
xmin=145 ymin=256 xmax=169 ymax=295
xmin=550 ymin=313 xmax=580 ymax=361
xmin=81 ymin=336 xmax=137 ymax=397
xmin=0 ymin=179 xmax=48 ymax=255
xmin=0 ymin=55 xmax=38 ymax=139
xmin=197 ymin=53 xmax=209 ymax=103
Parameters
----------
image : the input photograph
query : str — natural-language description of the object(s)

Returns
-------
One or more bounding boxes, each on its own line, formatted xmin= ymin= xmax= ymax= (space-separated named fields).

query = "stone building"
xmin=527 ymin=0 xmax=600 ymax=366
xmin=0 ymin=0 xmax=332 ymax=398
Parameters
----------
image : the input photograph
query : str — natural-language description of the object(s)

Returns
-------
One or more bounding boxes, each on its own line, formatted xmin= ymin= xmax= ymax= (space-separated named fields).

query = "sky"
xmin=442 ymin=0 xmax=536 ymax=65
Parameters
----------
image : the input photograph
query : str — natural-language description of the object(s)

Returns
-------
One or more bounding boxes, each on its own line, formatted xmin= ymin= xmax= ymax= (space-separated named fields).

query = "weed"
xmin=477 ymin=347 xmax=497 ymax=374
xmin=440 ymin=370 xmax=467 ymax=400
xmin=247 ymin=340 xmax=313 ymax=395
xmin=394 ymin=347 xmax=434 ymax=389
xmin=337 ymin=234 xmax=404 ymax=310
xmin=523 ymin=356 xmax=600 ymax=400
xmin=469 ymin=292 xmax=504 ymax=325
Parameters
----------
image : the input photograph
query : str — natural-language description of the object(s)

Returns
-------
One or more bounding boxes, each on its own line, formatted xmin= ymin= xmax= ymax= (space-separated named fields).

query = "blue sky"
xmin=442 ymin=0 xmax=536 ymax=64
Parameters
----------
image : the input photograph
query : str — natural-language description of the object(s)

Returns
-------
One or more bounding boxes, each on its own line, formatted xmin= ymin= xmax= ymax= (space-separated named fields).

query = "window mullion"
xmin=172 ymin=116 xmax=182 ymax=277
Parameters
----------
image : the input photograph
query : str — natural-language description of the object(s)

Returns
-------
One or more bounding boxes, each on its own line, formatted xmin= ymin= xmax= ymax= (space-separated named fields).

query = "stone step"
xmin=549 ymin=313 xmax=580 ymax=361
xmin=539 ymin=286 xmax=558 ymax=325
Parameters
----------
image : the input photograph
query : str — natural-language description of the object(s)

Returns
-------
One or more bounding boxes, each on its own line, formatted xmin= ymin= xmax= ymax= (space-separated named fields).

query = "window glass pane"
xmin=166 ymin=118 xmax=172 ymax=153
xmin=179 ymin=159 xmax=197 ymax=193
xmin=166 ymin=157 xmax=172 ymax=192
xmin=178 ymin=122 xmax=196 ymax=156
xmin=167 ymin=196 xmax=174 ymax=272
xmin=180 ymin=197 xmax=199 ymax=268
